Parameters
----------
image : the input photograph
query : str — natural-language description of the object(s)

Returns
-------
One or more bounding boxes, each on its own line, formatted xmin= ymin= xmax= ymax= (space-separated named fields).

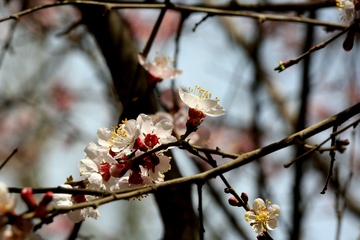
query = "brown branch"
xmin=0 ymin=1 xmax=347 ymax=30
xmin=6 ymin=101 xmax=360 ymax=214
xmin=0 ymin=148 xmax=18 ymax=170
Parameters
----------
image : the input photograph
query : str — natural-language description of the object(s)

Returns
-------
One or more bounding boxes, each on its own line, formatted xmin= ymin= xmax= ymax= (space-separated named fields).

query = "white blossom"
xmin=244 ymin=198 xmax=280 ymax=233
xmin=337 ymin=0 xmax=356 ymax=21
xmin=138 ymin=53 xmax=182 ymax=80
xmin=97 ymin=119 xmax=140 ymax=154
xmin=178 ymin=86 xmax=225 ymax=117
xmin=136 ymin=113 xmax=177 ymax=147
xmin=52 ymin=185 xmax=100 ymax=223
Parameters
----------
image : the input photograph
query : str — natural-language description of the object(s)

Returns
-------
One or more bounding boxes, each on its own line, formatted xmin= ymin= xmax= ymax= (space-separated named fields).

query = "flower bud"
xmin=21 ymin=187 xmax=37 ymax=210
xmin=241 ymin=192 xmax=249 ymax=205
xmin=343 ymin=30 xmax=355 ymax=51
xmin=39 ymin=192 xmax=53 ymax=207
xmin=228 ymin=197 xmax=240 ymax=207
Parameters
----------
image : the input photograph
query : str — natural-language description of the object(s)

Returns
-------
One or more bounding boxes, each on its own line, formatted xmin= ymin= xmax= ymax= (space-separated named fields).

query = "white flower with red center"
xmin=178 ymin=86 xmax=225 ymax=128
xmin=52 ymin=185 xmax=100 ymax=223
xmin=336 ymin=0 xmax=358 ymax=21
xmin=136 ymin=113 xmax=177 ymax=149
xmin=97 ymin=119 xmax=140 ymax=154
xmin=138 ymin=53 xmax=182 ymax=83
xmin=115 ymin=152 xmax=171 ymax=185
xmin=244 ymin=198 xmax=280 ymax=233
xmin=144 ymin=154 xmax=171 ymax=183
xmin=78 ymin=142 xmax=118 ymax=190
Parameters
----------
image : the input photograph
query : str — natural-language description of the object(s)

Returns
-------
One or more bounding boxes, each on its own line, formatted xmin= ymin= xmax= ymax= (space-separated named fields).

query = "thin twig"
xmin=274 ymin=23 xmax=353 ymax=72
xmin=321 ymin=125 xmax=338 ymax=194
xmin=284 ymin=117 xmax=360 ymax=168
xmin=192 ymin=14 xmax=212 ymax=32
xmin=0 ymin=148 xmax=18 ymax=170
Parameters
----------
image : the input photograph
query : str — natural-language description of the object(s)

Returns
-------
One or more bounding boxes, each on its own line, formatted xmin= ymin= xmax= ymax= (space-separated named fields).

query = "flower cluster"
xmin=52 ymin=114 xmax=177 ymax=222
xmin=52 ymin=86 xmax=226 ymax=223
xmin=244 ymin=198 xmax=280 ymax=234
xmin=336 ymin=0 xmax=360 ymax=21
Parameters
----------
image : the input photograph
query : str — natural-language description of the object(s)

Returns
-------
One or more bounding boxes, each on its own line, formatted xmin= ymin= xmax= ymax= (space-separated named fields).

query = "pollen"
xmin=189 ymin=85 xmax=218 ymax=101
xmin=109 ymin=124 xmax=128 ymax=143
xmin=336 ymin=0 xmax=344 ymax=9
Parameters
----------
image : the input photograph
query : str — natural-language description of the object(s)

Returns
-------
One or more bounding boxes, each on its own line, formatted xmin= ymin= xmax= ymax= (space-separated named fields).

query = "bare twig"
xmin=0 ymin=148 xmax=18 ymax=170
xmin=284 ymin=117 xmax=360 ymax=168
xmin=321 ymin=125 xmax=338 ymax=194
xmin=274 ymin=23 xmax=353 ymax=72
xmin=192 ymin=14 xmax=212 ymax=32
xmin=0 ymin=1 xmax=347 ymax=30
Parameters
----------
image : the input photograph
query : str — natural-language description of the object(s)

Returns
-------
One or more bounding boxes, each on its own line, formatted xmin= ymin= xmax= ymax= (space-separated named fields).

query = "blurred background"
xmin=0 ymin=0 xmax=359 ymax=239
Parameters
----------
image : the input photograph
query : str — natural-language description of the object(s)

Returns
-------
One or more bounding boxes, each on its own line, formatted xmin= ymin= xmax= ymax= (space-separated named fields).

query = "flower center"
xmin=154 ymin=55 xmax=170 ymax=68
xmin=256 ymin=210 xmax=270 ymax=222
xmin=189 ymin=85 xmax=221 ymax=103
xmin=109 ymin=120 xmax=129 ymax=144
xmin=144 ymin=133 xmax=159 ymax=148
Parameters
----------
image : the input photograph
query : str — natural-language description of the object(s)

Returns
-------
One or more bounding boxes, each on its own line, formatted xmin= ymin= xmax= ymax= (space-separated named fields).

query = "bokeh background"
xmin=0 ymin=0 xmax=359 ymax=239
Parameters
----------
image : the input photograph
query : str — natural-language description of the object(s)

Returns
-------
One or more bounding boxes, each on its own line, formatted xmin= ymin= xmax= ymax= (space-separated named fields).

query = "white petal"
xmin=137 ymin=114 xmax=154 ymax=134
xmin=87 ymin=173 xmax=103 ymax=189
xmin=154 ymin=119 xmax=174 ymax=138
xmin=78 ymin=159 xmax=99 ymax=174
xmin=253 ymin=198 xmax=265 ymax=212
xmin=205 ymin=104 xmax=225 ymax=117
xmin=52 ymin=194 xmax=72 ymax=206
xmin=268 ymin=204 xmax=280 ymax=218
xmin=67 ymin=210 xmax=84 ymax=223
xmin=252 ymin=222 xmax=264 ymax=233
xmin=178 ymin=88 xmax=199 ymax=108
xmin=97 ymin=128 xmax=112 ymax=146
xmin=84 ymin=142 xmax=107 ymax=159
xmin=85 ymin=207 xmax=101 ymax=220
xmin=160 ymin=68 xmax=182 ymax=79
xmin=156 ymin=155 xmax=171 ymax=173
xmin=267 ymin=218 xmax=278 ymax=230
xmin=196 ymin=99 xmax=218 ymax=111
xmin=244 ymin=211 xmax=256 ymax=222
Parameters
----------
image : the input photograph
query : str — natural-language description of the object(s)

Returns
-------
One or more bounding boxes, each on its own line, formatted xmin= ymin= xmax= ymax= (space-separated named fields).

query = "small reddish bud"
xmin=21 ymin=187 xmax=37 ymax=210
xmin=228 ymin=197 xmax=240 ymax=207
xmin=343 ymin=30 xmax=355 ymax=51
xmin=241 ymin=192 xmax=249 ymax=205
xmin=39 ymin=192 xmax=53 ymax=207
xmin=257 ymin=233 xmax=268 ymax=240
xmin=187 ymin=108 xmax=206 ymax=128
